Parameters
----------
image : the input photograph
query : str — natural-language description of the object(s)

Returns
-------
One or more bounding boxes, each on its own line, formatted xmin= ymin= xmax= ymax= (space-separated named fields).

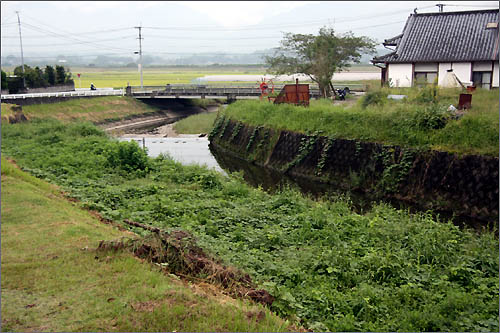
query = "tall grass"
xmin=173 ymin=112 xmax=219 ymax=134
xmin=222 ymin=87 xmax=499 ymax=156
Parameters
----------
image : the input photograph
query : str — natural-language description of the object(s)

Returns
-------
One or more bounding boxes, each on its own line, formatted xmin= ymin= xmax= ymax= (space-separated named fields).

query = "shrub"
xmin=412 ymin=104 xmax=450 ymax=130
xmin=104 ymin=140 xmax=149 ymax=173
xmin=1 ymin=70 xmax=7 ymax=90
xmin=70 ymin=122 xmax=106 ymax=137
xmin=414 ymin=85 xmax=438 ymax=104
xmin=361 ymin=91 xmax=387 ymax=109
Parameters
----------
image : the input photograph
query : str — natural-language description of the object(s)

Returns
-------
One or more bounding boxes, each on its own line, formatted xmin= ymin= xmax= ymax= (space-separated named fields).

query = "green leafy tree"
xmin=33 ymin=66 xmax=48 ymax=88
xmin=55 ymin=65 xmax=73 ymax=85
xmin=1 ymin=70 xmax=7 ymax=90
xmin=45 ymin=65 xmax=56 ymax=85
xmin=55 ymin=65 xmax=66 ymax=85
xmin=265 ymin=27 xmax=376 ymax=98
xmin=13 ymin=64 xmax=30 ymax=78
xmin=13 ymin=65 xmax=49 ymax=88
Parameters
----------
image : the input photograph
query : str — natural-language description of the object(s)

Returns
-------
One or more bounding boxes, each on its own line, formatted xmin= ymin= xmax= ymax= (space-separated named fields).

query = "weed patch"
xmin=2 ymin=119 xmax=498 ymax=332
xmin=220 ymin=88 xmax=499 ymax=156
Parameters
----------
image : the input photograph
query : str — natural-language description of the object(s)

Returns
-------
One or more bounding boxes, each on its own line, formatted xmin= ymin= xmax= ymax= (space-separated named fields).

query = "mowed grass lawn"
xmin=0 ymin=157 xmax=292 ymax=332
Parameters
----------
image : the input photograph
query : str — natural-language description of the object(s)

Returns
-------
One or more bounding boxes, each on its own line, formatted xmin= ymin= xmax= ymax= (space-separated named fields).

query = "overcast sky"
xmin=1 ymin=1 xmax=498 ymax=59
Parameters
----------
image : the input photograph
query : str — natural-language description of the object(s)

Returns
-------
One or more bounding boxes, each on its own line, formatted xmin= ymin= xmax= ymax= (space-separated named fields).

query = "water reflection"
xmin=209 ymin=143 xmax=496 ymax=232
xmin=120 ymin=137 xmax=225 ymax=173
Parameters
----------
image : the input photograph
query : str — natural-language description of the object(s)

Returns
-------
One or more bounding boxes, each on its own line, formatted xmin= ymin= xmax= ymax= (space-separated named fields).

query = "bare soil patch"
xmin=97 ymin=220 xmax=275 ymax=307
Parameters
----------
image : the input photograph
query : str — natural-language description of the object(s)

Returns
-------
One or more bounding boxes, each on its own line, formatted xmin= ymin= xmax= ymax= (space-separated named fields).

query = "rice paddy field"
xmin=1 ymin=65 xmax=379 ymax=89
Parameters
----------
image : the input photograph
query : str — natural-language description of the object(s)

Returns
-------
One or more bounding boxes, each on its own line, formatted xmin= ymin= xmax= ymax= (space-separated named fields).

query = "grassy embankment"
xmin=1 ymin=156 xmax=291 ymax=332
xmin=1 ymin=96 xmax=162 ymax=124
xmin=2 ymin=112 xmax=498 ymax=331
xmin=221 ymin=87 xmax=499 ymax=156
xmin=174 ymin=112 xmax=219 ymax=134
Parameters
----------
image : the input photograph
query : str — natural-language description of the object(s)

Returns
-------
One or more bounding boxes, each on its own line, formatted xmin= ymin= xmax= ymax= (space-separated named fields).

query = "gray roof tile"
xmin=372 ymin=9 xmax=499 ymax=63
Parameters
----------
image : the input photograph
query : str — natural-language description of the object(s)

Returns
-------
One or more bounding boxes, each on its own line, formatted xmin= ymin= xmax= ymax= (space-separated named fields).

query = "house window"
xmin=472 ymin=62 xmax=493 ymax=89
xmin=415 ymin=72 xmax=438 ymax=85
xmin=414 ymin=63 xmax=438 ymax=86
xmin=472 ymin=71 xmax=492 ymax=89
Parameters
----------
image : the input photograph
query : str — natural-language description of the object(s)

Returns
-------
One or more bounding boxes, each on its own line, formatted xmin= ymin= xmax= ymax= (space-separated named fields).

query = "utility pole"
xmin=16 ymin=11 xmax=26 ymax=90
xmin=436 ymin=3 xmax=445 ymax=12
xmin=134 ymin=25 xmax=143 ymax=88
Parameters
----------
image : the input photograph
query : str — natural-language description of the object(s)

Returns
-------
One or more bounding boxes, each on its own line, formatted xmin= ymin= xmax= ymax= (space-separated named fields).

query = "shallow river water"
xmin=119 ymin=119 xmax=492 ymax=231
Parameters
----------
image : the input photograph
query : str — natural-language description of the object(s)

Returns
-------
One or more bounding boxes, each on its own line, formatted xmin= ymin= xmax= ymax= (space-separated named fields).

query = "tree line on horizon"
xmin=1 ymin=65 xmax=74 ymax=93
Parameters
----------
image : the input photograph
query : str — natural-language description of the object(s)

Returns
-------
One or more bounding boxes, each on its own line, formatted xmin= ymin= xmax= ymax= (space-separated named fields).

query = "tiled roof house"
xmin=372 ymin=9 xmax=499 ymax=89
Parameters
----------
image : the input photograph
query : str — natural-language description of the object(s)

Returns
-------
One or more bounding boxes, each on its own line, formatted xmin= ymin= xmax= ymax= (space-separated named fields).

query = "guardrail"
xmin=129 ymin=82 xmax=366 ymax=95
xmin=1 ymin=89 xmax=124 ymax=100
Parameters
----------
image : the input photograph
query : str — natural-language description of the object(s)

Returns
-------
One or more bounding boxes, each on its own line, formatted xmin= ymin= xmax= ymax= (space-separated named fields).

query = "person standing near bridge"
xmin=90 ymin=83 xmax=96 ymax=90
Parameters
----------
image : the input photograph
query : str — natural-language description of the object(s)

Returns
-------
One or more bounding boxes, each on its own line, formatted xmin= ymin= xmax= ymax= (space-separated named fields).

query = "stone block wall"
xmin=209 ymin=117 xmax=499 ymax=222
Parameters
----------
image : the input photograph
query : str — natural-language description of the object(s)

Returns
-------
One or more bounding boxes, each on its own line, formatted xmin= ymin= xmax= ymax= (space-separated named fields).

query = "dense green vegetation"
xmin=2 ymin=118 xmax=498 ymax=332
xmin=2 ymin=65 xmax=73 ymax=93
xmin=221 ymin=87 xmax=499 ymax=156
xmin=1 ymin=156 xmax=290 ymax=332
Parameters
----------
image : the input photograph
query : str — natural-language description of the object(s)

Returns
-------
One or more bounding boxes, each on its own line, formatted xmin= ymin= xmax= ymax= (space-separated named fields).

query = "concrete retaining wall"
xmin=0 ymin=95 xmax=107 ymax=106
xmin=209 ymin=117 xmax=499 ymax=222
xmin=25 ymin=83 xmax=75 ymax=94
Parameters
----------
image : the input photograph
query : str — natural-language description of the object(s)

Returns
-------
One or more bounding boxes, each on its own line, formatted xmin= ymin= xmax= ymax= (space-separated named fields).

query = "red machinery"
xmin=257 ymin=78 xmax=274 ymax=99
xmin=273 ymin=78 xmax=310 ymax=106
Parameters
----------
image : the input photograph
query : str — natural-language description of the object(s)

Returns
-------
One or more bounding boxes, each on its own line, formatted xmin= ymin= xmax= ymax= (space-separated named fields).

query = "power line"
xmin=18 ymin=13 xmax=134 ymax=36
xmin=1 ymin=36 xmax=135 ymax=47
xmin=20 ymin=22 xmax=133 ymax=53
xmin=143 ymin=34 xmax=283 ymax=40
xmin=142 ymin=6 xmax=435 ymax=32
xmin=7 ymin=52 xmax=131 ymax=59
xmin=444 ymin=4 xmax=499 ymax=8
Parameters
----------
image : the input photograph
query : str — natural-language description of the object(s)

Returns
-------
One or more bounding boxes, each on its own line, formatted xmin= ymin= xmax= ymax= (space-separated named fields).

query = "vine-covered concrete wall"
xmin=209 ymin=116 xmax=499 ymax=222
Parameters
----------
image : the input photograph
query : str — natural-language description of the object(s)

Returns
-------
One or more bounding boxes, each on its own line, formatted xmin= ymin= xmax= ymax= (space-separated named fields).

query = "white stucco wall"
xmin=492 ymin=61 xmax=499 ymax=88
xmin=472 ymin=61 xmax=493 ymax=71
xmin=387 ymin=63 xmax=413 ymax=87
xmin=387 ymin=62 xmax=498 ymax=87
xmin=438 ymin=63 xmax=452 ymax=86
xmin=414 ymin=63 xmax=438 ymax=72
xmin=450 ymin=62 xmax=472 ymax=86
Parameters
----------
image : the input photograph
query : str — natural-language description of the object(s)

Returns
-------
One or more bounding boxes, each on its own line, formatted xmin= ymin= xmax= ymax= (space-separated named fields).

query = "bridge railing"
xmin=1 ymin=89 xmax=124 ymax=100
xmin=128 ymin=82 xmax=366 ymax=95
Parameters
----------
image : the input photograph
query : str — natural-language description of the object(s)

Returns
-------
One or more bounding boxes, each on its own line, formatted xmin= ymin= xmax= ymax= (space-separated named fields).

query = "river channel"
xmin=116 ymin=115 xmax=494 ymax=231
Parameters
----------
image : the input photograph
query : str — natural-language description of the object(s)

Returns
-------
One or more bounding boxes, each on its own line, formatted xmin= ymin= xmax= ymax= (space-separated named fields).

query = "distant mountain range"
xmin=1 ymin=46 xmax=390 ymax=68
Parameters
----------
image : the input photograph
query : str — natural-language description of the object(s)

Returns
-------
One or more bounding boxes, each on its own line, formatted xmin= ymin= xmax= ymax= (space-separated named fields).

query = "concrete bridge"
xmin=1 ymin=83 xmax=365 ymax=105
xmin=127 ymin=84 xmax=322 ymax=101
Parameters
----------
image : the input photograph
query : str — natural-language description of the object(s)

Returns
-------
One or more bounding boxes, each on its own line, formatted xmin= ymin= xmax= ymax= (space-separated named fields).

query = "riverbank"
xmin=209 ymin=117 xmax=499 ymax=224
xmin=2 ymin=117 xmax=498 ymax=332
xmin=1 ymin=157 xmax=291 ymax=332
xmin=221 ymin=88 xmax=499 ymax=157
xmin=112 ymin=108 xmax=219 ymax=138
